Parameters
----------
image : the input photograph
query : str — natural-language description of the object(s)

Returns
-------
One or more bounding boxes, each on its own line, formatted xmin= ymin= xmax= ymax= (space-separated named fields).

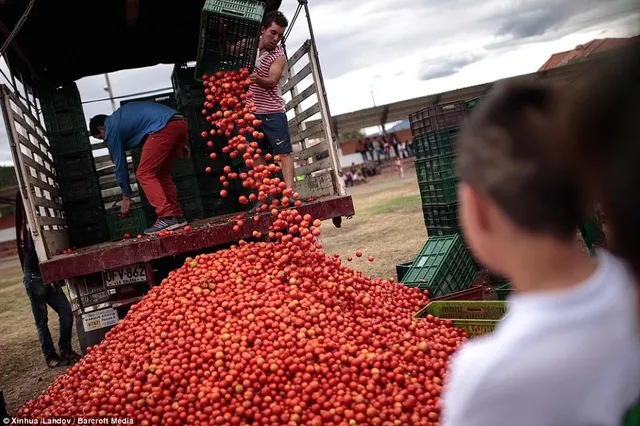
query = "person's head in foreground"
xmin=442 ymin=79 xmax=640 ymax=426
xmin=456 ymin=81 xmax=588 ymax=284
xmin=570 ymin=45 xmax=640 ymax=285
xmin=260 ymin=11 xmax=288 ymax=51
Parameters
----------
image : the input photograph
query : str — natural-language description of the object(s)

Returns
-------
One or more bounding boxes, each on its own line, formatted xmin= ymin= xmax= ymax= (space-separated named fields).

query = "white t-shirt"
xmin=442 ymin=251 xmax=640 ymax=426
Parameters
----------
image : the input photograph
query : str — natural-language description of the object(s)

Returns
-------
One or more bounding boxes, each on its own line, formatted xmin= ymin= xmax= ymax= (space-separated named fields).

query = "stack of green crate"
xmin=195 ymin=0 xmax=265 ymax=78
xmin=409 ymin=101 xmax=466 ymax=237
xmin=172 ymin=63 xmax=250 ymax=218
xmin=409 ymin=98 xmax=485 ymax=237
xmin=401 ymin=234 xmax=477 ymax=298
xmin=39 ymin=83 xmax=108 ymax=247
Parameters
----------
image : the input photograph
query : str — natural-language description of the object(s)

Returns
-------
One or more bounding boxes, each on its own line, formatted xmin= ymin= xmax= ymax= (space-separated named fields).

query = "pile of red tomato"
xmin=19 ymin=223 xmax=466 ymax=425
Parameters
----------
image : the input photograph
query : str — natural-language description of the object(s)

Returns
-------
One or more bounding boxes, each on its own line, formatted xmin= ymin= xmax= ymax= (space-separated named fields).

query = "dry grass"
xmin=0 ymin=171 xmax=429 ymax=414
xmin=0 ymin=259 xmax=79 ymax=414
xmin=322 ymin=173 xmax=427 ymax=280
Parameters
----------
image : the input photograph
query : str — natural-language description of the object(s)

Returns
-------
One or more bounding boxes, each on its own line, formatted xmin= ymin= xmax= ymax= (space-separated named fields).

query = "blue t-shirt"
xmin=104 ymin=102 xmax=177 ymax=196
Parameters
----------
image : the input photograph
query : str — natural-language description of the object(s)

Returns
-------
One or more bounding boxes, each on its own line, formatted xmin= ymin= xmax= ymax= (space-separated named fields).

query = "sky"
xmin=0 ymin=0 xmax=639 ymax=165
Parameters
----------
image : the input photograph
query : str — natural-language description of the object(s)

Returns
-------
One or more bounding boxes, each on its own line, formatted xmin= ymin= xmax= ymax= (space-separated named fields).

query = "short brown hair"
xmin=262 ymin=11 xmax=288 ymax=29
xmin=570 ymin=46 xmax=640 ymax=277
xmin=457 ymin=82 xmax=584 ymax=239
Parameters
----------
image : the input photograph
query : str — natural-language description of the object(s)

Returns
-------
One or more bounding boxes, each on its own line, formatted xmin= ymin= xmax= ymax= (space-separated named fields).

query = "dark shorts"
xmin=249 ymin=112 xmax=293 ymax=155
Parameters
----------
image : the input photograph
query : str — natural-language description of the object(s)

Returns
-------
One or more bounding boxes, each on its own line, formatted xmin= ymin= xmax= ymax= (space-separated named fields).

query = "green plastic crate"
xmin=58 ymin=175 xmax=102 ymax=202
xmin=396 ymin=261 xmax=413 ymax=283
xmin=413 ymin=127 xmax=460 ymax=159
xmin=48 ymin=130 xmax=93 ymax=156
xmin=195 ymin=0 xmax=265 ymax=78
xmin=465 ymin=97 xmax=482 ymax=112
xmin=68 ymin=219 xmax=109 ymax=248
xmin=172 ymin=156 xmax=198 ymax=178
xmin=38 ymin=83 xmax=82 ymax=112
xmin=53 ymin=151 xmax=96 ymax=179
xmin=106 ymin=208 xmax=150 ymax=240
xmin=180 ymin=196 xmax=205 ymax=221
xmin=624 ymin=402 xmax=639 ymax=426
xmin=409 ymin=102 xmax=467 ymax=138
xmin=42 ymin=106 xmax=87 ymax=134
xmin=120 ymin=91 xmax=178 ymax=110
xmin=172 ymin=64 xmax=207 ymax=107
xmin=422 ymin=203 xmax=459 ymax=232
xmin=415 ymin=155 xmax=456 ymax=182
xmin=496 ymin=284 xmax=511 ymax=300
xmin=402 ymin=234 xmax=477 ymax=298
xmin=414 ymin=301 xmax=507 ymax=337
xmin=184 ymin=104 xmax=213 ymax=131
xmin=175 ymin=176 xmax=202 ymax=200
xmin=419 ymin=177 xmax=458 ymax=205
xmin=64 ymin=198 xmax=106 ymax=225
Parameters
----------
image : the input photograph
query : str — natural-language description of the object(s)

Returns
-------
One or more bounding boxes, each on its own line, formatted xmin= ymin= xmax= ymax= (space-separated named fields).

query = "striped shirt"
xmin=250 ymin=45 xmax=287 ymax=114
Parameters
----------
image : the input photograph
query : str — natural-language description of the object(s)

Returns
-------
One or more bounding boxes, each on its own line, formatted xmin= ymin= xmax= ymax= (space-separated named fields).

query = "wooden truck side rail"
xmin=0 ymin=84 xmax=69 ymax=260
xmin=39 ymin=195 xmax=354 ymax=283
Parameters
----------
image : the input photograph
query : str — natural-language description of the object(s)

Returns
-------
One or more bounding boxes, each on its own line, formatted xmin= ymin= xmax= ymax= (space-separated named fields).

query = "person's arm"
xmin=105 ymin=127 xmax=132 ymax=198
xmin=251 ymin=56 xmax=286 ymax=89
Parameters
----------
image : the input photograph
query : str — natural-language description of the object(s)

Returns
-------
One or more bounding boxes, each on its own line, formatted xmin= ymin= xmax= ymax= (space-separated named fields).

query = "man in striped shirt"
xmin=247 ymin=11 xmax=294 ymax=190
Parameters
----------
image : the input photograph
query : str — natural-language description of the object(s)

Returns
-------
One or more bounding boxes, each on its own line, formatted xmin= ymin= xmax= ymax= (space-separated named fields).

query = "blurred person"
xmin=395 ymin=157 xmax=404 ymax=178
xmin=442 ymin=82 xmax=640 ymax=426
xmin=355 ymin=139 xmax=368 ymax=161
xmin=397 ymin=140 xmax=409 ymax=159
xmin=383 ymin=136 xmax=392 ymax=160
xmin=390 ymin=133 xmax=400 ymax=158
xmin=343 ymin=170 xmax=354 ymax=187
xmin=365 ymin=138 xmax=374 ymax=161
xmin=372 ymin=138 xmax=383 ymax=162
xmin=361 ymin=162 xmax=372 ymax=177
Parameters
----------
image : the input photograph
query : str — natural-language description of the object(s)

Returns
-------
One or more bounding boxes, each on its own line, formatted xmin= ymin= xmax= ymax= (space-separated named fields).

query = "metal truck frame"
xmin=0 ymin=0 xmax=353 ymax=351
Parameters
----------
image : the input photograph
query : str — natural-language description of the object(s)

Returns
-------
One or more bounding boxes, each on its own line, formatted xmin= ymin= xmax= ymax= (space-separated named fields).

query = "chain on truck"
xmin=0 ymin=0 xmax=353 ymax=352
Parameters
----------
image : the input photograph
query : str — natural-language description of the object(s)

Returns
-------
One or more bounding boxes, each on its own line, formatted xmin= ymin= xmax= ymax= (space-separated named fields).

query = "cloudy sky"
xmin=0 ymin=0 xmax=639 ymax=165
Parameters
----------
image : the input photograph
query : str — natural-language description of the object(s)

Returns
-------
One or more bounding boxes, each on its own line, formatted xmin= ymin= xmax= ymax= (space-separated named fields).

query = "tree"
xmin=0 ymin=166 xmax=17 ymax=189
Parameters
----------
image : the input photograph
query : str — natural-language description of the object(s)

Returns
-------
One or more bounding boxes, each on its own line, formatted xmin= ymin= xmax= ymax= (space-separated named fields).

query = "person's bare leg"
xmin=279 ymin=153 xmax=295 ymax=190
xmin=254 ymin=156 xmax=266 ymax=168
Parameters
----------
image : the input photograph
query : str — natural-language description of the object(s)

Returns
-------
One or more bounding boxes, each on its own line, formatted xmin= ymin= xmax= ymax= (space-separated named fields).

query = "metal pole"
xmin=302 ymin=1 xmax=336 ymax=135
xmin=370 ymin=85 xmax=376 ymax=107
xmin=104 ymin=73 xmax=116 ymax=112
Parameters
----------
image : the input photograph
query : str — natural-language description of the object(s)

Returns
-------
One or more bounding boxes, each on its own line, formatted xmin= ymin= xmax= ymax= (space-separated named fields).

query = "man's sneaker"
xmin=60 ymin=350 xmax=82 ymax=365
xmin=45 ymin=353 xmax=63 ymax=368
xmin=144 ymin=216 xmax=187 ymax=235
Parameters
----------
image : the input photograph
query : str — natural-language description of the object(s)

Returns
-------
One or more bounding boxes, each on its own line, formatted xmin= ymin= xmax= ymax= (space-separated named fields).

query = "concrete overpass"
xmin=308 ymin=57 xmax=594 ymax=138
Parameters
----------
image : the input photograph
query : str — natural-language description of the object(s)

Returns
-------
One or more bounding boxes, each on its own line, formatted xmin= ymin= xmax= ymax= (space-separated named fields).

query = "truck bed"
xmin=39 ymin=195 xmax=354 ymax=283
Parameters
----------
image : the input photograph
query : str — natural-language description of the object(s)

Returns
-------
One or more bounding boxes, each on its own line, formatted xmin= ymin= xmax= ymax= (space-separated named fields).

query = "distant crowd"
xmin=355 ymin=133 xmax=414 ymax=163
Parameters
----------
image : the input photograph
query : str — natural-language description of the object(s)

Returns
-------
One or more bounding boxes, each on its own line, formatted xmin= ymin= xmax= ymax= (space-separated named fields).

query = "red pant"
xmin=136 ymin=120 xmax=188 ymax=218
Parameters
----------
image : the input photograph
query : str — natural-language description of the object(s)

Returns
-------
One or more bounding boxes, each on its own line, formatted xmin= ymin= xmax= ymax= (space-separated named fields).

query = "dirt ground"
xmin=0 ymin=162 xmax=426 ymax=415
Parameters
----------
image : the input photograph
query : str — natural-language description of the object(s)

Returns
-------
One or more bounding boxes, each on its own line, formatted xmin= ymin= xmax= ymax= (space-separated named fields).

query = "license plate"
xmin=103 ymin=264 xmax=147 ymax=288
xmin=82 ymin=308 xmax=119 ymax=332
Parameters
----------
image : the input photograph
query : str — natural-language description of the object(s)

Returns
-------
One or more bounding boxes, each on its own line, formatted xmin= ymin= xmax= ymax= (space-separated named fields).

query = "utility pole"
xmin=103 ymin=73 xmax=116 ymax=112
xmin=370 ymin=85 xmax=384 ymax=134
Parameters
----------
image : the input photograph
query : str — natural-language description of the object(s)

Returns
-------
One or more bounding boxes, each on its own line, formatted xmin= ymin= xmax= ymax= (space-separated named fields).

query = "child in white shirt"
xmin=442 ymin=82 xmax=640 ymax=426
